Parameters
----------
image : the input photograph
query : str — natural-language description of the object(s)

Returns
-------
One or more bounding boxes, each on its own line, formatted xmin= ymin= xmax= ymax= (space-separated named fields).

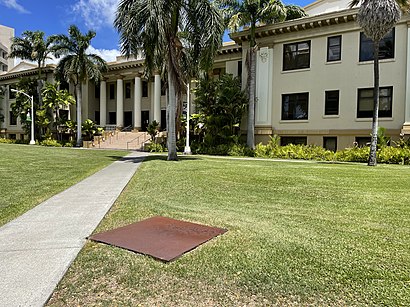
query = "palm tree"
xmin=9 ymin=31 xmax=56 ymax=106
xmin=115 ymin=0 xmax=224 ymax=161
xmin=52 ymin=25 xmax=107 ymax=146
xmin=218 ymin=0 xmax=306 ymax=149
xmin=350 ymin=0 xmax=402 ymax=166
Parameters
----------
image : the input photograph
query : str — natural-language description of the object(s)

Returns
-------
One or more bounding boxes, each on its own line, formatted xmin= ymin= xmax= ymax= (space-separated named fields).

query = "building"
xmin=1 ymin=2 xmax=410 ymax=150
xmin=0 ymin=25 xmax=15 ymax=74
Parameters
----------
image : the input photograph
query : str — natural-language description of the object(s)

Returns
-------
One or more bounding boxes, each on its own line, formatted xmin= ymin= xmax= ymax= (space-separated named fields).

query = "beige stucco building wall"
xmin=0 ymin=25 xmax=15 ymax=74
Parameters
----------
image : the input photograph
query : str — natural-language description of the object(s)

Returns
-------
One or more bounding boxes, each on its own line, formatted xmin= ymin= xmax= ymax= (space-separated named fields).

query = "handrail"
xmin=126 ymin=132 xmax=151 ymax=151
xmin=120 ymin=125 xmax=133 ymax=132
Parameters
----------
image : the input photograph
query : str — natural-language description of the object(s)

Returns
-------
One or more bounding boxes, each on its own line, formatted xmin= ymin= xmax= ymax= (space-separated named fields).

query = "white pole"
xmin=184 ymin=81 xmax=191 ymax=155
xmin=11 ymin=89 xmax=35 ymax=145
xmin=29 ymin=95 xmax=35 ymax=145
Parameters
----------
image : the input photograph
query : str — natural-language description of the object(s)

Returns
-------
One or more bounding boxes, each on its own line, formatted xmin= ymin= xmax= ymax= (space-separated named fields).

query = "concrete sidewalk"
xmin=0 ymin=151 xmax=147 ymax=307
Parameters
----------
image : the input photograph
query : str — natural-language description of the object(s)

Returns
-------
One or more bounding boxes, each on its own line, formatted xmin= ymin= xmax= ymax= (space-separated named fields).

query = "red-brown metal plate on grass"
xmin=89 ymin=216 xmax=227 ymax=262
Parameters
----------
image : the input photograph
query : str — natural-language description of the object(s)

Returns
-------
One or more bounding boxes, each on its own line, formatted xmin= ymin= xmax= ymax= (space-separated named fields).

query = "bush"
xmin=146 ymin=142 xmax=165 ymax=152
xmin=40 ymin=139 xmax=63 ymax=147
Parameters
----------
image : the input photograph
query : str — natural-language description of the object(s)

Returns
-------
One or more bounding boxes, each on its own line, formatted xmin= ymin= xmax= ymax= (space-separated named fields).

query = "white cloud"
xmin=0 ymin=0 xmax=30 ymax=13
xmin=87 ymin=45 xmax=120 ymax=62
xmin=72 ymin=0 xmax=119 ymax=29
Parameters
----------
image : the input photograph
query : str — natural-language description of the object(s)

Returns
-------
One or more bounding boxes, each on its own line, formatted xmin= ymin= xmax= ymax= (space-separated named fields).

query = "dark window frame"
xmin=280 ymin=136 xmax=307 ymax=146
xmin=283 ymin=41 xmax=311 ymax=71
xmin=323 ymin=136 xmax=338 ymax=152
xmin=327 ymin=35 xmax=342 ymax=62
xmin=359 ymin=28 xmax=395 ymax=62
xmin=324 ymin=90 xmax=340 ymax=116
xmin=125 ymin=82 xmax=131 ymax=99
xmin=9 ymin=111 xmax=17 ymax=125
xmin=357 ymin=86 xmax=393 ymax=118
xmin=109 ymin=84 xmax=115 ymax=100
xmin=142 ymin=81 xmax=148 ymax=98
xmin=281 ymin=92 xmax=309 ymax=120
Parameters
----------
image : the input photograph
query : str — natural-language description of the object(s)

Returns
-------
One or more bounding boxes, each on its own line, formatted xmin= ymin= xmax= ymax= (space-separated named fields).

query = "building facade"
xmin=0 ymin=25 xmax=15 ymax=74
xmin=1 ymin=4 xmax=410 ymax=150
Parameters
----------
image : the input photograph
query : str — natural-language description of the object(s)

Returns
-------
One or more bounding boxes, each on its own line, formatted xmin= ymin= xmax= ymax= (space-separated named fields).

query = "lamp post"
xmin=184 ymin=81 xmax=192 ymax=155
xmin=11 ymin=89 xmax=35 ymax=145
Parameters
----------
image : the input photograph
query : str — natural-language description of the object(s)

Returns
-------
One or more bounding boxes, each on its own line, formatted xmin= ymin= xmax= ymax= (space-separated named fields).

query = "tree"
xmin=218 ymin=0 xmax=306 ymax=149
xmin=9 ymin=31 xmax=56 ymax=106
xmin=42 ymin=81 xmax=75 ymax=139
xmin=52 ymin=25 xmax=107 ymax=146
xmin=350 ymin=0 xmax=402 ymax=166
xmin=115 ymin=0 xmax=224 ymax=161
xmin=194 ymin=74 xmax=248 ymax=146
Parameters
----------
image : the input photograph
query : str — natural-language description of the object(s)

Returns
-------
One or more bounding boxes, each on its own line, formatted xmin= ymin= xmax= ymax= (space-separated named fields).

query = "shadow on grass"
xmin=108 ymin=154 xmax=201 ymax=164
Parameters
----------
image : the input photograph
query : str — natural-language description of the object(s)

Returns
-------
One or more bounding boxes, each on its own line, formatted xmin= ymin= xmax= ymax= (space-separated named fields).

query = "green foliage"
xmin=40 ymin=139 xmax=63 ymax=147
xmin=147 ymin=120 xmax=160 ymax=142
xmin=82 ymin=119 xmax=103 ymax=141
xmin=146 ymin=142 xmax=166 ymax=153
xmin=194 ymin=74 xmax=248 ymax=146
xmin=377 ymin=126 xmax=390 ymax=148
xmin=395 ymin=134 xmax=410 ymax=148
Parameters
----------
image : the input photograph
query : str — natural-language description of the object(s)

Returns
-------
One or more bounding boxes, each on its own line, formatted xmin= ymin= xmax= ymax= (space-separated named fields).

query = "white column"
xmin=134 ymin=74 xmax=142 ymax=130
xmin=81 ymin=81 xmax=88 ymax=123
xmin=116 ymin=77 xmax=124 ymax=128
xmin=255 ymin=47 xmax=273 ymax=126
xmin=184 ymin=81 xmax=192 ymax=154
xmin=154 ymin=72 xmax=161 ymax=126
xmin=100 ymin=80 xmax=107 ymax=127
xmin=404 ymin=22 xmax=410 ymax=130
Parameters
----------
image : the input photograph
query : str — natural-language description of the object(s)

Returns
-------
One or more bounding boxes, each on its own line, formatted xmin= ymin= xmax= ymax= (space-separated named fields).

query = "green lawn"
xmin=0 ymin=144 xmax=127 ymax=226
xmin=48 ymin=156 xmax=410 ymax=306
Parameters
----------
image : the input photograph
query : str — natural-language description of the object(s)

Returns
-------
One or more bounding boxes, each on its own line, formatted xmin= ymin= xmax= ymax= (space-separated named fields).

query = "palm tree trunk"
xmin=167 ymin=70 xmax=178 ymax=161
xmin=368 ymin=42 xmax=380 ymax=166
xmin=247 ymin=24 xmax=257 ymax=150
xmin=75 ymin=83 xmax=82 ymax=147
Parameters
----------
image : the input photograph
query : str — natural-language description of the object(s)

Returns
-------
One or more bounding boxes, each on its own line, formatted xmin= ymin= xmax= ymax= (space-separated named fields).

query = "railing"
xmin=121 ymin=125 xmax=133 ymax=132
xmin=126 ymin=132 xmax=151 ymax=151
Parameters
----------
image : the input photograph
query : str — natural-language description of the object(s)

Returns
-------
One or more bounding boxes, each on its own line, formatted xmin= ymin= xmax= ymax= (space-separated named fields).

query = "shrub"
xmin=40 ymin=139 xmax=63 ymax=147
xmin=146 ymin=142 xmax=165 ymax=152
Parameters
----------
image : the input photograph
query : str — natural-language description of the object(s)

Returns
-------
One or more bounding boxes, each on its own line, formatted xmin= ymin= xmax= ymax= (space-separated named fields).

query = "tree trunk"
xmin=167 ymin=70 xmax=178 ymax=161
xmin=247 ymin=24 xmax=257 ymax=150
xmin=75 ymin=83 xmax=82 ymax=147
xmin=368 ymin=42 xmax=380 ymax=166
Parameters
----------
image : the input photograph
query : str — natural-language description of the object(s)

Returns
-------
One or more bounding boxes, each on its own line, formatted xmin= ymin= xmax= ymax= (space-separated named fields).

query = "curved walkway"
xmin=0 ymin=151 xmax=147 ymax=307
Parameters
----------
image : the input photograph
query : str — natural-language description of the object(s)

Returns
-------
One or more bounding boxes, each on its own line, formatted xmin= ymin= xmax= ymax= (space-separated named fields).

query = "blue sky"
xmin=0 ymin=0 xmax=313 ymax=62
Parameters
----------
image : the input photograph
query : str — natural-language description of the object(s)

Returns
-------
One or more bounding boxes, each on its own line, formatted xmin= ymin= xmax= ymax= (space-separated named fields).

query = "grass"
xmin=47 ymin=156 xmax=410 ymax=306
xmin=0 ymin=144 xmax=127 ymax=227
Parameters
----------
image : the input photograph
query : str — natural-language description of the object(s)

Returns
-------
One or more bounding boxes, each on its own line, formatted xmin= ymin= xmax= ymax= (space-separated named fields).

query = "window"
xmin=238 ymin=60 xmax=242 ymax=82
xmin=360 ymin=29 xmax=394 ymax=62
xmin=95 ymin=84 xmax=100 ymax=99
xmin=108 ymin=112 xmax=116 ymax=124
xmin=281 ymin=93 xmax=309 ymax=120
xmin=357 ymin=86 xmax=392 ymax=118
xmin=9 ymin=111 xmax=17 ymax=125
xmin=9 ymin=86 xmax=16 ymax=99
xmin=325 ymin=90 xmax=339 ymax=115
xmin=125 ymin=82 xmax=131 ymax=99
xmin=109 ymin=84 xmax=115 ymax=100
xmin=355 ymin=137 xmax=371 ymax=147
xmin=142 ymin=81 xmax=148 ymax=97
xmin=323 ymin=137 xmax=337 ymax=152
xmin=94 ymin=111 xmax=100 ymax=125
xmin=280 ymin=136 xmax=307 ymax=146
xmin=59 ymin=110 xmax=69 ymax=122
xmin=327 ymin=35 xmax=341 ymax=62
xmin=60 ymin=81 xmax=69 ymax=91
xmin=283 ymin=41 xmax=311 ymax=71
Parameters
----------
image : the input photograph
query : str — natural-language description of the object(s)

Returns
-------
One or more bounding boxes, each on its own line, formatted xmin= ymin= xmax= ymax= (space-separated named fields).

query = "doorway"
xmin=141 ymin=111 xmax=149 ymax=131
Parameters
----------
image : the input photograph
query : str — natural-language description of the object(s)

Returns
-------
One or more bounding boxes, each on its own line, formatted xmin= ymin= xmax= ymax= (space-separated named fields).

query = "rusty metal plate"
xmin=89 ymin=216 xmax=227 ymax=262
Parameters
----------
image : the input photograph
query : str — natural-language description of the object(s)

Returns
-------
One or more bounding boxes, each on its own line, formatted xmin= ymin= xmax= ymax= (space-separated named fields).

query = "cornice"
xmin=230 ymin=8 xmax=360 ymax=44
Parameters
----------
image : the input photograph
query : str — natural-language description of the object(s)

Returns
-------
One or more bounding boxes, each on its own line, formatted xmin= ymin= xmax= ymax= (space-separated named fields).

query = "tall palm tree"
xmin=52 ymin=25 xmax=107 ymax=146
xmin=115 ymin=0 xmax=224 ymax=161
xmin=350 ymin=0 xmax=402 ymax=166
xmin=218 ymin=0 xmax=306 ymax=149
xmin=9 ymin=31 xmax=56 ymax=105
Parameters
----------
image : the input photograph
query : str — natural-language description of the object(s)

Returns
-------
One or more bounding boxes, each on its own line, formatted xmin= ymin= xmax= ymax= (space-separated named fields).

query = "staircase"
xmin=94 ymin=131 xmax=150 ymax=151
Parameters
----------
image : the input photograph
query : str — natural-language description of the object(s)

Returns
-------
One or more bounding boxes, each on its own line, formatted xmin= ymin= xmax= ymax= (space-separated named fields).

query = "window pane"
xmin=327 ymin=36 xmax=341 ymax=62
xmin=360 ymin=29 xmax=395 ymax=62
xmin=282 ymin=93 xmax=309 ymax=120
xmin=357 ymin=87 xmax=392 ymax=118
xmin=325 ymin=90 xmax=339 ymax=115
xmin=283 ymin=41 xmax=311 ymax=70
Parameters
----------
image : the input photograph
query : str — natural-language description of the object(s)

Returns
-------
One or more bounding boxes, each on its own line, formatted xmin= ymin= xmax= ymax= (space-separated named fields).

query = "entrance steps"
xmin=94 ymin=131 xmax=150 ymax=151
